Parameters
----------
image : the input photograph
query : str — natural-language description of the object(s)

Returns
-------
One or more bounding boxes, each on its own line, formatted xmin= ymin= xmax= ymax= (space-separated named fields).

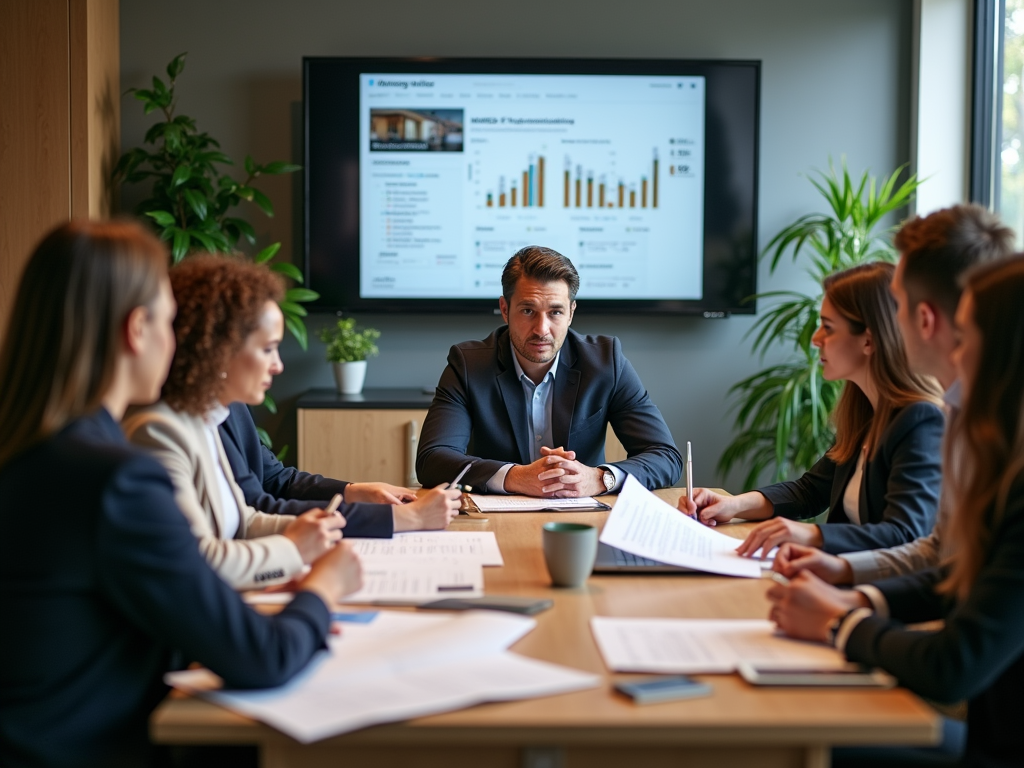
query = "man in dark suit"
xmin=417 ymin=246 xmax=682 ymax=496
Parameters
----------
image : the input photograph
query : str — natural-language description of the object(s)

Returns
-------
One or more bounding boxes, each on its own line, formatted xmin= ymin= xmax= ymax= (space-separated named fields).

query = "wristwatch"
xmin=602 ymin=469 xmax=616 ymax=493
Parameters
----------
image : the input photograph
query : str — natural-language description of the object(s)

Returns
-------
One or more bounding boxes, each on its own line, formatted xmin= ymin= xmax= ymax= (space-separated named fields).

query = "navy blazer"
xmin=0 ymin=410 xmax=330 ymax=768
xmin=220 ymin=403 xmax=393 ymax=538
xmin=758 ymin=401 xmax=944 ymax=554
xmin=416 ymin=327 xmax=682 ymax=491
xmin=846 ymin=484 xmax=1024 ymax=767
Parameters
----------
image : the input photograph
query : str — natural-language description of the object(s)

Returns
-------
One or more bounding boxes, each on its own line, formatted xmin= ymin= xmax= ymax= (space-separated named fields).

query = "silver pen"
xmin=686 ymin=441 xmax=693 ymax=512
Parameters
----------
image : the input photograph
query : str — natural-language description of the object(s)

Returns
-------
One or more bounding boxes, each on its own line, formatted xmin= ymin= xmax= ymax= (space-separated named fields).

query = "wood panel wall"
xmin=0 ymin=0 xmax=119 ymax=339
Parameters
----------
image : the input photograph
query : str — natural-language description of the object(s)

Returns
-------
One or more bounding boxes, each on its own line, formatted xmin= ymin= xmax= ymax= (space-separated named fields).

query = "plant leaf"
xmin=283 ymin=314 xmax=308 ymax=351
xmin=182 ymin=188 xmax=208 ymax=220
xmin=171 ymin=164 xmax=191 ymax=188
xmin=256 ymin=427 xmax=273 ymax=450
xmin=285 ymin=287 xmax=319 ymax=303
xmin=261 ymin=161 xmax=302 ymax=175
xmin=166 ymin=52 xmax=187 ymax=80
xmin=270 ymin=261 xmax=304 ymax=281
xmin=254 ymin=242 xmax=281 ymax=264
xmin=145 ymin=210 xmax=176 ymax=227
xmin=279 ymin=300 xmax=308 ymax=317
xmin=263 ymin=393 xmax=277 ymax=414
xmin=250 ymin=188 xmax=274 ymax=216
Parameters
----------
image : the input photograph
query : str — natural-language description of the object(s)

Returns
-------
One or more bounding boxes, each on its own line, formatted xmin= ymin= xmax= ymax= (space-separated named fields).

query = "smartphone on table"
xmin=614 ymin=675 xmax=712 ymax=704
xmin=738 ymin=663 xmax=895 ymax=688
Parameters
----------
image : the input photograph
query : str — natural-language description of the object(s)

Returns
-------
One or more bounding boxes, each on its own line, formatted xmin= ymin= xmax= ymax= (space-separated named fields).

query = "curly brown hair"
xmin=164 ymin=255 xmax=284 ymax=415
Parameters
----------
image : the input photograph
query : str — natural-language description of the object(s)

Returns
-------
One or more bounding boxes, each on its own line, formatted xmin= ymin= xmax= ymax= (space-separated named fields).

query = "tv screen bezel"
xmin=304 ymin=56 xmax=761 ymax=316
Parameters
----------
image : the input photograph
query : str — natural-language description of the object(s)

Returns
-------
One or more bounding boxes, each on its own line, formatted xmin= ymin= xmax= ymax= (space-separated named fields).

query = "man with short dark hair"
xmin=417 ymin=246 xmax=682 ymax=496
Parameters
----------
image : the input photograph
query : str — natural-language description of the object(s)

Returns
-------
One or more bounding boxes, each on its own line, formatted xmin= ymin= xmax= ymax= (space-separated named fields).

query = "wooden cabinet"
xmin=297 ymin=388 xmax=627 ymax=488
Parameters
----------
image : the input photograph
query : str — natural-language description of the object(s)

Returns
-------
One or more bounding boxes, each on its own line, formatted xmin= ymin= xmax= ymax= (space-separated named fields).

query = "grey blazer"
xmin=124 ymin=402 xmax=304 ymax=589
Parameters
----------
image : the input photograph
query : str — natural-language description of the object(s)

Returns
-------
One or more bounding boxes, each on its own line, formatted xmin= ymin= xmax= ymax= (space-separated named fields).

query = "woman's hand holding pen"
xmin=393 ymin=485 xmax=461 ymax=531
xmin=678 ymin=488 xmax=774 ymax=526
xmin=283 ymin=494 xmax=347 ymax=564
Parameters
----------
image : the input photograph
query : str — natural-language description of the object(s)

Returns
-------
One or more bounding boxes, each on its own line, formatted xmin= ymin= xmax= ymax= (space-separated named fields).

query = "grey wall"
xmin=120 ymin=0 xmax=912 ymax=488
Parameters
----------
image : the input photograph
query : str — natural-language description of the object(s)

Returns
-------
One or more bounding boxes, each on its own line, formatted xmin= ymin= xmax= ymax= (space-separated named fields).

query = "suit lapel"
xmin=496 ymin=337 xmax=531 ymax=465
xmin=829 ymin=455 xmax=858 ymax=522
xmin=552 ymin=339 xmax=579 ymax=449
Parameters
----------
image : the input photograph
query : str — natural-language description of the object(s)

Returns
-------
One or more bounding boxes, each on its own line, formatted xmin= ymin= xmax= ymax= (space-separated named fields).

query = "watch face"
xmin=603 ymin=471 xmax=615 ymax=491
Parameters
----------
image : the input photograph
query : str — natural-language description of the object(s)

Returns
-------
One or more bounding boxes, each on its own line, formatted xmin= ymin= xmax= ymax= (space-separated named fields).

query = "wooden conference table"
xmin=151 ymin=489 xmax=939 ymax=768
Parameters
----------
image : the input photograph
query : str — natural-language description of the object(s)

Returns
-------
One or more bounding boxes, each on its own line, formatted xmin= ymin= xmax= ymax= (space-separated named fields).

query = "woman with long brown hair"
xmin=768 ymin=255 xmax=1024 ymax=767
xmin=0 ymin=221 xmax=361 ymax=767
xmin=682 ymin=262 xmax=945 ymax=556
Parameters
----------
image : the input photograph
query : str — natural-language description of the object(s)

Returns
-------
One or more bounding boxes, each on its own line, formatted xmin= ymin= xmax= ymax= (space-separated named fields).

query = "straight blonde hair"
xmin=940 ymin=256 xmax=1024 ymax=600
xmin=824 ymin=262 xmax=943 ymax=465
xmin=0 ymin=220 xmax=167 ymax=468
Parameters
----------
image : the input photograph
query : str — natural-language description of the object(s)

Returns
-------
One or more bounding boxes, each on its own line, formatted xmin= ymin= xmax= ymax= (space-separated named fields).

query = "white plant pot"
xmin=333 ymin=360 xmax=367 ymax=395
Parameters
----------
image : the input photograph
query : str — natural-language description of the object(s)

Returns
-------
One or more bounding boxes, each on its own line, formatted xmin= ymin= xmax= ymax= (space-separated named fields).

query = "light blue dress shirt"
xmin=486 ymin=342 xmax=623 ymax=493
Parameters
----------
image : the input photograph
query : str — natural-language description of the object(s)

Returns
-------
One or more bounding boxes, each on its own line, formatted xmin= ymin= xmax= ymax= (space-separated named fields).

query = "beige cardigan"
xmin=123 ymin=401 xmax=304 ymax=589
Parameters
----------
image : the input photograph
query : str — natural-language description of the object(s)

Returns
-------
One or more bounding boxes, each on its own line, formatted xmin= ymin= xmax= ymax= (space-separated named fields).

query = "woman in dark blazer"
xmin=768 ymin=256 xmax=1024 ymax=768
xmin=682 ymin=262 xmax=944 ymax=556
xmin=0 ymin=221 xmax=362 ymax=768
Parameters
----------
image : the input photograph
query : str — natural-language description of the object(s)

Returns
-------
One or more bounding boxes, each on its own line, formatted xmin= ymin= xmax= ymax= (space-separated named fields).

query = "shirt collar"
xmin=943 ymin=379 xmax=962 ymax=411
xmin=203 ymin=402 xmax=231 ymax=427
xmin=510 ymin=339 xmax=560 ymax=384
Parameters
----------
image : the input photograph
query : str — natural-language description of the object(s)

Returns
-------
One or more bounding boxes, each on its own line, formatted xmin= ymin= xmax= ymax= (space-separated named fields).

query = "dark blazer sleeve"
xmin=758 ymin=453 xmax=837 ymax=520
xmin=222 ymin=404 xmax=393 ymax=538
xmin=843 ymin=492 xmax=1024 ymax=705
xmin=871 ymin=566 xmax=948 ymax=624
xmin=603 ymin=338 xmax=682 ymax=489
xmin=97 ymin=454 xmax=331 ymax=689
xmin=417 ymin=344 xmax=511 ymax=490
xmin=818 ymin=402 xmax=944 ymax=554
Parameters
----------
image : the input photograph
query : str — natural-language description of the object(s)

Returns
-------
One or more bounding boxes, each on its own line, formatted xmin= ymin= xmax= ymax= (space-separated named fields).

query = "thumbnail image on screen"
xmin=358 ymin=73 xmax=706 ymax=301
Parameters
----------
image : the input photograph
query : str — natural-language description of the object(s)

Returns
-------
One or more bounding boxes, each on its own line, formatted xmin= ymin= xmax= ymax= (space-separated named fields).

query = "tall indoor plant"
xmin=718 ymin=162 xmax=921 ymax=489
xmin=114 ymin=53 xmax=315 ymax=453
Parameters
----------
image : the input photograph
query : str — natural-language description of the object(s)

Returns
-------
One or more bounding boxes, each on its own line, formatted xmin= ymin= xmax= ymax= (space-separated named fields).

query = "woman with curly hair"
xmin=125 ymin=255 xmax=459 ymax=589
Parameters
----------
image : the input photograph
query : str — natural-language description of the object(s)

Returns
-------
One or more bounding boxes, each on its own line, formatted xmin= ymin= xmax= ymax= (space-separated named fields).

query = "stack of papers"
xmin=600 ymin=475 xmax=763 ymax=578
xmin=340 ymin=531 xmax=504 ymax=603
xmin=591 ymin=617 xmax=847 ymax=673
xmin=348 ymin=531 xmax=504 ymax=566
xmin=468 ymin=494 xmax=609 ymax=512
xmin=167 ymin=611 xmax=600 ymax=742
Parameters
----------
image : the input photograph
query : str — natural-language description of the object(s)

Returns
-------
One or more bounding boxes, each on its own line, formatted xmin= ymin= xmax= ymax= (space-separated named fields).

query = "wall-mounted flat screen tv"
xmin=304 ymin=57 xmax=760 ymax=315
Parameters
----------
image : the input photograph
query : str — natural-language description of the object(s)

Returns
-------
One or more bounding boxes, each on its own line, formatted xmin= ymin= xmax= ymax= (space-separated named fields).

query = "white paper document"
xmin=469 ymin=494 xmax=609 ymax=512
xmin=591 ymin=616 xmax=848 ymax=674
xmin=348 ymin=531 xmax=504 ymax=566
xmin=599 ymin=474 xmax=762 ymax=577
xmin=167 ymin=611 xmax=599 ymax=743
xmin=342 ymin=560 xmax=484 ymax=603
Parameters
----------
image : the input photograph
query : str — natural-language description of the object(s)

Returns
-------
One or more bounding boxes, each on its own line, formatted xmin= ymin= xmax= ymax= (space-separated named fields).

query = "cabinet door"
xmin=298 ymin=409 xmax=428 ymax=487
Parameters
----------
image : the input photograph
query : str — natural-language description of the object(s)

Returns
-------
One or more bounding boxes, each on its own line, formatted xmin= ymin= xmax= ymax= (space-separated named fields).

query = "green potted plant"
xmin=114 ymin=52 xmax=317 ymax=455
xmin=718 ymin=161 xmax=921 ymax=489
xmin=320 ymin=318 xmax=381 ymax=395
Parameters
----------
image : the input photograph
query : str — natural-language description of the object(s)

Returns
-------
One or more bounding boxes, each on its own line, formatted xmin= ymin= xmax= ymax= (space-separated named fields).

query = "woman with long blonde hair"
xmin=682 ymin=262 xmax=945 ymax=556
xmin=768 ymin=255 xmax=1024 ymax=767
